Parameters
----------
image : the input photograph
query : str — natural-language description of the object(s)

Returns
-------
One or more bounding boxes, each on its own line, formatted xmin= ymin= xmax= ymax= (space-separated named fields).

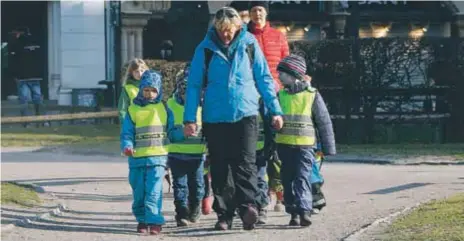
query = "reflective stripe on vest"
xmin=257 ymin=114 xmax=265 ymax=151
xmin=128 ymin=102 xmax=169 ymax=157
xmin=275 ymin=90 xmax=316 ymax=146
xmin=167 ymin=97 xmax=206 ymax=154
xmin=124 ymin=84 xmax=139 ymax=103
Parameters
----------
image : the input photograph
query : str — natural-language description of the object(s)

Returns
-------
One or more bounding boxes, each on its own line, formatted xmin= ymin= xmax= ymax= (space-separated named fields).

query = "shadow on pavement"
xmin=166 ymin=226 xmax=242 ymax=237
xmin=16 ymin=221 xmax=135 ymax=236
xmin=1 ymin=152 xmax=125 ymax=163
xmin=51 ymin=192 xmax=132 ymax=202
xmin=363 ymin=182 xmax=434 ymax=195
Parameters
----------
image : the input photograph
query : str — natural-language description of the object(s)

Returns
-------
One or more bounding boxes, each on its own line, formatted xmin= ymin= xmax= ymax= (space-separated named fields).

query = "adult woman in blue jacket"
xmin=183 ymin=7 xmax=283 ymax=231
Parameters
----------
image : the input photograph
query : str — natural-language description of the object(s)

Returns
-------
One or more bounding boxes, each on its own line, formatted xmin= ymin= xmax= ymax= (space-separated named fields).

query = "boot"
xmin=312 ymin=183 xmax=326 ymax=211
xmin=149 ymin=225 xmax=162 ymax=235
xmin=257 ymin=208 xmax=268 ymax=224
xmin=175 ymin=206 xmax=189 ymax=227
xmin=201 ymin=196 xmax=213 ymax=215
xmin=189 ymin=203 xmax=201 ymax=223
xmin=288 ymin=213 xmax=299 ymax=226
xmin=215 ymin=215 xmax=233 ymax=231
xmin=136 ymin=223 xmax=148 ymax=234
xmin=299 ymin=211 xmax=312 ymax=227
xmin=240 ymin=205 xmax=258 ymax=231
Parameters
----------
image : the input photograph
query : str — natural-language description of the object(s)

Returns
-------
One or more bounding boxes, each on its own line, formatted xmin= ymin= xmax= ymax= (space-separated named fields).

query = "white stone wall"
xmin=60 ymin=1 xmax=106 ymax=90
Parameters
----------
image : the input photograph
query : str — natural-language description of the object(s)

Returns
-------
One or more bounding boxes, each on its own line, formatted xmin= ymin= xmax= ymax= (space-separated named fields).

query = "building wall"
xmin=51 ymin=1 xmax=108 ymax=105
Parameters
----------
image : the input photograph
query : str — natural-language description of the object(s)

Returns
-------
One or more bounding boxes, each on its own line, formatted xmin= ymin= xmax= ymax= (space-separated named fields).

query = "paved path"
xmin=1 ymin=149 xmax=464 ymax=241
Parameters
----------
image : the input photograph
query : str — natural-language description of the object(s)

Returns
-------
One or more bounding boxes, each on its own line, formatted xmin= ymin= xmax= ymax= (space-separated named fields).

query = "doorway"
xmin=1 ymin=1 xmax=48 ymax=100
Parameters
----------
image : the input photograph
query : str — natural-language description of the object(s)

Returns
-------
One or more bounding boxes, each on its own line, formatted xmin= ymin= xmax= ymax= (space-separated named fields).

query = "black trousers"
xmin=203 ymin=116 xmax=260 ymax=219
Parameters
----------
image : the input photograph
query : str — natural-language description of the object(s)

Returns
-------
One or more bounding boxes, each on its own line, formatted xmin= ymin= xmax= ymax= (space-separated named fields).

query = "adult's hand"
xmin=272 ymin=115 xmax=284 ymax=131
xmin=184 ymin=123 xmax=198 ymax=137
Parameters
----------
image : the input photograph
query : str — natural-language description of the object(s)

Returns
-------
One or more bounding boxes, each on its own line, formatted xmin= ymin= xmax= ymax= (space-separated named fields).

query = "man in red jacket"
xmin=248 ymin=1 xmax=289 ymax=92
xmin=248 ymin=1 xmax=290 ymax=222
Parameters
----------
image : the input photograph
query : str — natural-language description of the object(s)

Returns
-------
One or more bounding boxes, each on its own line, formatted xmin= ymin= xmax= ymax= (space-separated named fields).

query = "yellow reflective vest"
xmin=275 ymin=89 xmax=316 ymax=146
xmin=128 ymin=102 xmax=169 ymax=157
xmin=167 ymin=97 xmax=206 ymax=154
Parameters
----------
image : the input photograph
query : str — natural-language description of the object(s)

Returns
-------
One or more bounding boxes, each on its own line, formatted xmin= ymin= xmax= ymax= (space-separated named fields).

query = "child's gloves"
xmin=123 ymin=147 xmax=135 ymax=157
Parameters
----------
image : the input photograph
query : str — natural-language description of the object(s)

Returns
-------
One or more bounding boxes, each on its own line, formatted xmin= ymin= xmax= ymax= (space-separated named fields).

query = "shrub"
xmin=121 ymin=59 xmax=188 ymax=101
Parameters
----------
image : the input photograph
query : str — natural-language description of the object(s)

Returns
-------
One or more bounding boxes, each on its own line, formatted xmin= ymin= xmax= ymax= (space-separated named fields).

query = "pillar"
xmin=127 ymin=28 xmax=135 ymax=61
xmin=121 ymin=12 xmax=151 ymax=65
xmin=121 ymin=28 xmax=128 ymax=65
xmin=135 ymin=28 xmax=143 ymax=58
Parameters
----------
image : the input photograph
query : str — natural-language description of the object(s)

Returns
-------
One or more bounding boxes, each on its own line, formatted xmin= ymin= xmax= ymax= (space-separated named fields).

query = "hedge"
xmin=121 ymin=59 xmax=188 ymax=101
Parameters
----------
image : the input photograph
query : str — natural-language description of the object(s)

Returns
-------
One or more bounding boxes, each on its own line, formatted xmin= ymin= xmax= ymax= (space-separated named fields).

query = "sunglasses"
xmin=215 ymin=7 xmax=239 ymax=19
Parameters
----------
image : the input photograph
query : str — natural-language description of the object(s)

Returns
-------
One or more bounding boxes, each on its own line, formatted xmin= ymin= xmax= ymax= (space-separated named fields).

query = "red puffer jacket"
xmin=248 ymin=22 xmax=289 ymax=92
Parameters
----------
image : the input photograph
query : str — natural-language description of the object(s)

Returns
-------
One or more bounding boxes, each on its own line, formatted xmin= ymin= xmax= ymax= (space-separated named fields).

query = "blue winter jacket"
xmin=120 ymin=71 xmax=184 ymax=168
xmin=183 ymin=24 xmax=283 ymax=124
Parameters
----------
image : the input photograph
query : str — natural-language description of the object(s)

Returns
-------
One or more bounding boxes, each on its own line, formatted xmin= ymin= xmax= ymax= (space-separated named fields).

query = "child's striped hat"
xmin=277 ymin=54 xmax=307 ymax=80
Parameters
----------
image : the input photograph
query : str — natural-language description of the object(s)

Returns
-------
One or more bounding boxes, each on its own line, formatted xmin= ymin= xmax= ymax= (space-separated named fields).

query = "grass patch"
xmin=382 ymin=193 xmax=464 ymax=241
xmin=338 ymin=143 xmax=464 ymax=159
xmin=1 ymin=182 xmax=42 ymax=207
xmin=1 ymin=124 xmax=119 ymax=147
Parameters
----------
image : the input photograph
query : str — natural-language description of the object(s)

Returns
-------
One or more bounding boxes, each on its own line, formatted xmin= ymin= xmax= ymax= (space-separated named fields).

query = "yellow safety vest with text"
xmin=275 ymin=89 xmax=316 ymax=146
xmin=167 ymin=97 xmax=206 ymax=154
xmin=128 ymin=103 xmax=169 ymax=157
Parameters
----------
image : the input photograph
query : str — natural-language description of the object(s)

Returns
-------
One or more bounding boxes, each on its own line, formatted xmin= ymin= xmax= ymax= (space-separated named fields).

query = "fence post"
xmin=449 ymin=36 xmax=464 ymax=142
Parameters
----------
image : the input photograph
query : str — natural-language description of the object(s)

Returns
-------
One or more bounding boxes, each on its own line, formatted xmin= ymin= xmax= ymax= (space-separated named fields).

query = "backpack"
xmin=202 ymin=44 xmax=255 ymax=89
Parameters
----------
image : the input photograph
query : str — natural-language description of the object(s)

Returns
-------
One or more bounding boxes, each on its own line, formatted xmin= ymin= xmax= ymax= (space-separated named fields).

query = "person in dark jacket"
xmin=229 ymin=1 xmax=250 ymax=24
xmin=275 ymin=54 xmax=336 ymax=227
xmin=9 ymin=27 xmax=46 ymax=126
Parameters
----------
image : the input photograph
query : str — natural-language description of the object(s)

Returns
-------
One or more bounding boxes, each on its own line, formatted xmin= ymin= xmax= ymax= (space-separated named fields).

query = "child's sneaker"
xmin=288 ymin=213 xmax=299 ymax=226
xmin=257 ymin=208 xmax=268 ymax=224
xmin=176 ymin=217 xmax=189 ymax=227
xmin=149 ymin=225 xmax=162 ymax=235
xmin=202 ymin=196 xmax=213 ymax=215
xmin=299 ymin=212 xmax=312 ymax=227
xmin=189 ymin=204 xmax=201 ymax=223
xmin=137 ymin=223 xmax=148 ymax=234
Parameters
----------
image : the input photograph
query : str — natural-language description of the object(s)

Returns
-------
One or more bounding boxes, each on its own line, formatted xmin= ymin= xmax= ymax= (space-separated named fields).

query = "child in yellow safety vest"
xmin=120 ymin=70 xmax=184 ymax=235
xmin=167 ymin=65 xmax=208 ymax=227
xmin=275 ymin=54 xmax=336 ymax=227
xmin=118 ymin=58 xmax=149 ymax=123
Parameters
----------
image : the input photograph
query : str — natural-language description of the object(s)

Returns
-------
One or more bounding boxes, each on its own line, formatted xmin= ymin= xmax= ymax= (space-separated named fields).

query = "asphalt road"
xmin=2 ymin=150 xmax=463 ymax=241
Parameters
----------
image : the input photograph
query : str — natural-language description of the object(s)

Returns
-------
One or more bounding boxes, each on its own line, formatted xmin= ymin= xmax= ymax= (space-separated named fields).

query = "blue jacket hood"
xmin=203 ymin=24 xmax=248 ymax=54
xmin=133 ymin=70 xmax=163 ymax=106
